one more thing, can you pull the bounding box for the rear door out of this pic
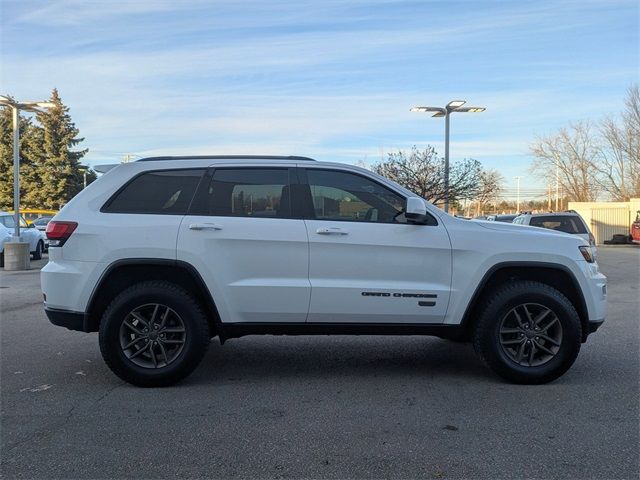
[299,167,452,324]
[177,166,310,324]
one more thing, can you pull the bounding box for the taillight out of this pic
[46,221,78,247]
[588,232,596,246]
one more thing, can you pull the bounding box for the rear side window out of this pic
[103,169,204,214]
[529,215,587,234]
[204,168,291,218]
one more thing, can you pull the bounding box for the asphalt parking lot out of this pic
[1,247,639,479]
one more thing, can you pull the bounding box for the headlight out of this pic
[579,246,595,263]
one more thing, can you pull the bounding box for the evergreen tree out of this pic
[31,88,89,209]
[0,102,41,210]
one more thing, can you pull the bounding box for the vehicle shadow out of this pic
[187,336,496,385]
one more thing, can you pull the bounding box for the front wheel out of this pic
[99,281,210,387]
[473,281,582,384]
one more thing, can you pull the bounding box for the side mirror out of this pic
[405,197,428,225]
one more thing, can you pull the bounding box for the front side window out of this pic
[103,169,204,214]
[306,169,405,223]
[206,168,291,218]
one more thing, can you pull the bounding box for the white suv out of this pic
[41,156,607,387]
[513,212,596,247]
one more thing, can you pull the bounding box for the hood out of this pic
[476,220,576,238]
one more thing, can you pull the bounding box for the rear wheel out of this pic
[32,241,43,260]
[99,281,210,387]
[473,281,582,384]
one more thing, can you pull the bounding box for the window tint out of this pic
[206,168,291,218]
[529,215,587,234]
[306,170,404,223]
[104,169,204,214]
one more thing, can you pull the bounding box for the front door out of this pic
[300,168,452,324]
[177,166,310,324]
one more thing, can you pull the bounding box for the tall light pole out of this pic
[0,96,55,239]
[411,100,485,213]
[514,176,522,213]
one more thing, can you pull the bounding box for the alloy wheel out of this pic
[498,303,563,367]
[119,303,186,369]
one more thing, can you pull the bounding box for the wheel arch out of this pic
[460,262,590,342]
[85,258,222,336]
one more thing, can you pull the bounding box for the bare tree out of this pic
[597,85,640,200]
[473,169,504,215]
[531,121,601,202]
[374,146,483,205]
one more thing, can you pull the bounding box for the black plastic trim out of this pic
[84,258,224,335]
[45,307,87,332]
[586,319,604,335]
[460,261,590,334]
[221,322,462,340]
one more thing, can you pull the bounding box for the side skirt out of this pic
[219,322,466,342]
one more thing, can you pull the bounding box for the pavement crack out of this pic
[92,381,126,406]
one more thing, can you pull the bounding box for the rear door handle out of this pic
[189,223,223,231]
[316,227,348,235]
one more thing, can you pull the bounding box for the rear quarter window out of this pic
[529,215,587,234]
[103,169,205,214]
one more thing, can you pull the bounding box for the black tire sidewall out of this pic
[99,282,209,387]
[475,282,582,384]
[33,241,43,260]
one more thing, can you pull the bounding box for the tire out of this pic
[99,280,210,387]
[0,252,4,268]
[32,241,43,260]
[472,280,582,384]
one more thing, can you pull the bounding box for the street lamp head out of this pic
[19,101,56,111]
[432,111,445,118]
[447,100,466,109]
[410,106,447,114]
[0,95,11,105]
[450,106,486,113]
[35,102,56,109]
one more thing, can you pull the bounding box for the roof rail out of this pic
[137,155,316,162]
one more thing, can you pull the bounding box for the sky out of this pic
[1,0,638,198]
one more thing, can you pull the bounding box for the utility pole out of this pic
[514,176,522,213]
[555,154,560,211]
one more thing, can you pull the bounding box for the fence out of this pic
[568,199,640,244]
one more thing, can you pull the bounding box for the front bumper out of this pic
[586,318,604,336]
[44,307,87,332]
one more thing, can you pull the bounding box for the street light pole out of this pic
[410,101,485,213]
[444,110,450,212]
[514,176,521,213]
[12,105,20,238]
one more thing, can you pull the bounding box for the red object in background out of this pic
[631,212,640,244]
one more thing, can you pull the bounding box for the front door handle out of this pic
[316,227,349,235]
[189,223,223,231]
